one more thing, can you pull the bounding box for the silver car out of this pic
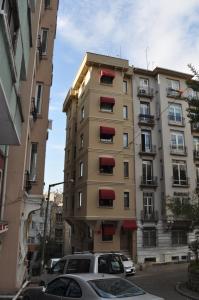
[22,273,164,300]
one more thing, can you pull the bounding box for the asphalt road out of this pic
[129,263,189,300]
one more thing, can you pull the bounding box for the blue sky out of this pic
[44,0,199,191]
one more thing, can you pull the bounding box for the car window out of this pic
[46,277,70,296]
[98,256,109,273]
[51,260,66,274]
[65,279,82,298]
[88,278,145,298]
[66,259,90,273]
[98,255,124,274]
[121,255,128,261]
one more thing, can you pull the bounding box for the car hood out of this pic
[122,261,134,268]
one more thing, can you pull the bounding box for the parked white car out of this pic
[117,253,136,275]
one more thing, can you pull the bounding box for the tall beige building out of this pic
[64,52,198,264]
[63,53,137,258]
[0,0,58,293]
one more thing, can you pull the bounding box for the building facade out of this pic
[63,53,137,258]
[0,0,58,293]
[64,52,199,264]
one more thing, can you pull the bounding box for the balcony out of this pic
[167,88,186,100]
[168,115,185,127]
[172,177,189,188]
[191,122,199,132]
[139,145,156,156]
[170,145,187,156]
[138,114,155,127]
[141,210,159,223]
[193,150,199,160]
[137,87,154,99]
[140,176,158,189]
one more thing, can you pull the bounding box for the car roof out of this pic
[61,252,120,259]
[58,273,123,281]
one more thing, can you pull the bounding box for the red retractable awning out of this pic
[100,97,115,105]
[122,220,137,231]
[100,126,115,136]
[99,189,115,200]
[99,157,115,167]
[101,69,115,78]
[102,224,116,235]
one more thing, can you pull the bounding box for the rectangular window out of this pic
[80,134,84,148]
[140,102,150,115]
[99,199,113,207]
[81,106,85,120]
[55,228,63,238]
[168,79,180,91]
[124,192,129,208]
[78,192,82,208]
[168,103,182,123]
[143,192,154,215]
[170,131,185,152]
[44,0,51,9]
[39,223,43,230]
[29,143,38,181]
[140,78,149,88]
[141,130,152,152]
[41,28,48,54]
[56,213,62,222]
[123,105,128,119]
[79,162,83,177]
[193,136,199,151]
[123,80,127,93]
[31,221,35,229]
[142,160,153,184]
[172,160,187,185]
[35,82,43,113]
[172,230,187,245]
[143,229,156,247]
[124,162,129,178]
[100,102,113,112]
[101,223,115,241]
[28,237,35,244]
[123,133,128,148]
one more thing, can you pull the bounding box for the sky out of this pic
[44,0,199,192]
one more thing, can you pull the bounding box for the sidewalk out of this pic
[176,282,199,300]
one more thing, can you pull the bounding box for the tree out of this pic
[186,64,199,122]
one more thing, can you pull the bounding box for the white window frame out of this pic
[79,161,83,177]
[168,79,180,91]
[78,192,82,208]
[123,80,128,93]
[123,133,128,148]
[123,105,128,119]
[81,106,85,120]
[142,160,153,183]
[141,130,152,152]
[170,132,185,151]
[168,103,182,123]
[41,28,48,55]
[172,160,187,185]
[140,102,150,115]
[143,192,154,215]
[29,143,38,181]
[193,137,199,151]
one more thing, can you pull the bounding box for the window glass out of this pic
[168,104,182,122]
[143,192,154,215]
[100,102,114,112]
[51,260,66,274]
[123,133,128,148]
[143,229,156,247]
[100,76,113,84]
[66,259,90,273]
[124,192,129,208]
[123,105,128,119]
[142,160,153,183]
[29,143,38,181]
[81,106,84,120]
[172,230,187,245]
[140,102,150,115]
[170,132,184,150]
[124,162,129,177]
[79,162,83,177]
[41,28,48,54]
[141,130,152,152]
[66,280,82,298]
[123,80,127,93]
[46,277,70,296]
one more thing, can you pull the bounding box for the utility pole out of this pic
[40,181,65,273]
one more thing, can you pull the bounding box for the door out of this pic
[142,160,152,184]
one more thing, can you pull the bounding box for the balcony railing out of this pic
[141,210,159,223]
[168,115,185,126]
[172,177,189,187]
[138,114,155,126]
[139,145,156,156]
[193,150,199,160]
[170,145,187,156]
[191,123,199,131]
[167,88,186,99]
[140,176,158,188]
[137,87,154,98]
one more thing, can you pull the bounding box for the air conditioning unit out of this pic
[139,89,146,94]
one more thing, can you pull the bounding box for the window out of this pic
[101,223,115,241]
[100,126,115,143]
[193,137,199,151]
[35,82,43,113]
[142,160,153,184]
[56,213,62,222]
[55,229,63,238]
[28,237,35,244]
[99,199,113,207]
[143,228,156,247]
[81,106,84,120]
[78,192,82,208]
[124,162,129,178]
[140,102,150,115]
[123,133,128,148]
[100,97,115,112]
[124,192,129,208]
[172,160,187,185]
[143,192,154,215]
[168,103,182,123]
[140,78,149,90]
[99,157,115,175]
[123,80,127,93]
[123,105,128,119]
[29,143,38,181]
[46,277,70,296]
[41,28,48,54]
[196,166,199,184]
[80,134,84,148]
[170,132,185,151]
[1,0,19,50]
[141,130,152,152]
[44,0,51,9]
[172,230,187,245]
[31,221,35,229]
[173,195,189,214]
[66,259,90,274]
[168,79,180,91]
[51,260,66,274]
[100,70,115,85]
[79,162,83,177]
[39,223,43,230]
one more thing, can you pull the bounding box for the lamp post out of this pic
[40,181,65,273]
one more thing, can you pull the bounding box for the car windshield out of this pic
[120,255,129,262]
[88,278,145,298]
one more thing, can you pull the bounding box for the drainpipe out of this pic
[1,145,9,220]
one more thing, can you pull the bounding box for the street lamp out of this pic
[40,181,65,273]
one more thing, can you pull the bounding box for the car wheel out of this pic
[39,280,45,287]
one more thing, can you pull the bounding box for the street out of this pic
[129,263,189,300]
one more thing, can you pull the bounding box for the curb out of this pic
[176,282,199,300]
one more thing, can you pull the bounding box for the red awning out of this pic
[102,224,116,235]
[0,222,8,234]
[100,97,115,105]
[99,189,115,200]
[99,157,115,167]
[122,220,137,231]
[101,69,115,78]
[100,126,115,136]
